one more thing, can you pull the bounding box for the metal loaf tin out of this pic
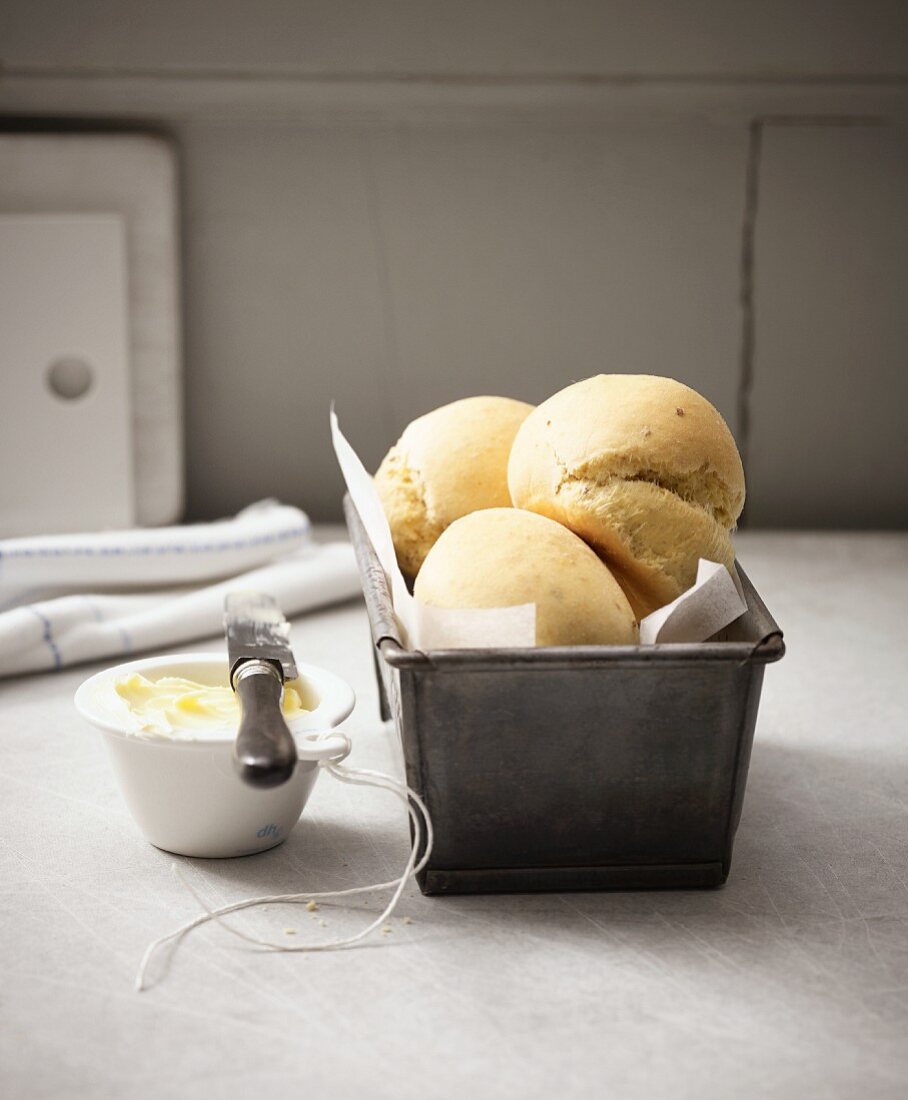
[344,496,785,896]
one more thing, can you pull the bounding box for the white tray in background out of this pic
[0,132,182,530]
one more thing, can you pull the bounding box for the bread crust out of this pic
[508,375,744,617]
[414,508,638,647]
[375,395,533,578]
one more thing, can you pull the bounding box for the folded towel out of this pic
[0,502,361,678]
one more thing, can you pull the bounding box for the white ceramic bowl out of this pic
[75,652,355,858]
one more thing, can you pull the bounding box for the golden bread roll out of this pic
[375,395,533,578]
[414,508,638,647]
[507,375,745,618]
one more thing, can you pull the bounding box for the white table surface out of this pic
[2,531,906,1100]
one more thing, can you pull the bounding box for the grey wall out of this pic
[1,2,906,526]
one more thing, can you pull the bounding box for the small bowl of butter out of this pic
[75,652,355,858]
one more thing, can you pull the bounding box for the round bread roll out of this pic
[414,508,638,647]
[375,395,533,578]
[507,375,745,618]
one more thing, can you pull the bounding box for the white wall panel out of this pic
[180,122,396,518]
[368,122,745,422]
[178,118,747,519]
[747,123,908,528]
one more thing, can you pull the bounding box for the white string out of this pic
[135,751,433,992]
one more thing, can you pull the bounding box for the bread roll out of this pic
[414,508,638,647]
[375,395,533,578]
[507,375,744,618]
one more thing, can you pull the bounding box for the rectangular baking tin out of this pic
[344,496,784,895]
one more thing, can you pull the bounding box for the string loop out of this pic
[135,739,432,992]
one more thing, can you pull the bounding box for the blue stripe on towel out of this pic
[0,523,310,561]
[28,608,62,669]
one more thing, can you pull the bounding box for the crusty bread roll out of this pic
[507,375,745,618]
[375,395,533,578]
[414,508,638,647]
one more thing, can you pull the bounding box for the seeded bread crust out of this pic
[375,395,533,579]
[415,508,638,647]
[508,375,745,617]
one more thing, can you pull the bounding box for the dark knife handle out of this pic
[232,659,298,789]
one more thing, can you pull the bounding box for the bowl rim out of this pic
[74,651,356,746]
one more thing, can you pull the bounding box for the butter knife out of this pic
[225,591,299,789]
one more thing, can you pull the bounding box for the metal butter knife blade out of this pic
[224,592,298,789]
[225,591,298,684]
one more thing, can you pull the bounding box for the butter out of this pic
[113,673,309,736]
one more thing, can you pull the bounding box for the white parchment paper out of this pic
[332,410,746,649]
[638,559,747,644]
[331,410,535,649]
